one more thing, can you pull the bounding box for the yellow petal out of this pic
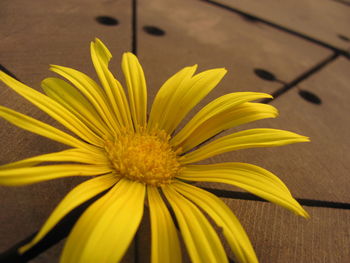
[0,106,90,150]
[147,65,197,131]
[0,164,111,186]
[42,77,111,139]
[172,181,258,263]
[178,163,309,218]
[0,71,105,147]
[20,174,119,253]
[162,185,228,263]
[180,128,310,164]
[147,186,182,263]
[122,52,147,131]
[50,65,120,133]
[157,68,227,135]
[91,39,133,129]
[175,102,278,152]
[171,91,275,150]
[61,178,145,263]
[0,148,109,170]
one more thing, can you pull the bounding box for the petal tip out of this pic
[299,208,310,219]
[191,64,198,70]
[302,136,311,142]
[218,67,228,75]
[19,243,31,254]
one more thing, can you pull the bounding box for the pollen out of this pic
[105,128,181,186]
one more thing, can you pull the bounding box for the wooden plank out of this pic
[214,0,350,50]
[199,57,350,204]
[1,0,348,262]
[222,198,350,263]
[133,197,350,263]
[0,0,134,261]
[137,0,331,102]
[0,0,131,88]
[134,0,349,262]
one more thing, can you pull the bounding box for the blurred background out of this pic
[1,0,350,262]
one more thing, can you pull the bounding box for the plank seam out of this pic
[202,188,350,210]
[200,0,350,59]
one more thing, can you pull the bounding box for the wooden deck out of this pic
[1,0,349,262]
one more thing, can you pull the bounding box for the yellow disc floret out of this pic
[105,128,181,186]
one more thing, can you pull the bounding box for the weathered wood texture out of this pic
[223,199,350,263]
[136,199,350,263]
[215,0,350,50]
[198,57,350,203]
[138,0,330,101]
[1,0,349,262]
[136,0,350,262]
[0,0,134,262]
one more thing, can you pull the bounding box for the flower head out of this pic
[0,39,309,263]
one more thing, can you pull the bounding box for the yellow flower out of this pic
[0,39,309,263]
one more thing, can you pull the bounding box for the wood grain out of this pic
[197,57,350,204]
[0,0,133,262]
[215,0,350,50]
[0,0,349,262]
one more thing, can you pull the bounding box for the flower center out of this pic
[105,129,181,186]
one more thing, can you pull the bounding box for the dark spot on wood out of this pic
[95,16,119,26]
[298,89,322,105]
[254,68,277,81]
[338,34,350,42]
[143,26,166,36]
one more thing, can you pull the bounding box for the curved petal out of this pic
[178,163,309,218]
[147,65,197,131]
[122,52,147,131]
[180,128,310,164]
[171,90,275,150]
[91,39,133,129]
[172,181,258,263]
[156,68,227,135]
[61,178,146,263]
[162,185,228,263]
[0,71,104,147]
[20,174,119,253]
[174,103,278,153]
[0,148,109,170]
[42,77,111,139]
[50,65,120,133]
[0,164,111,186]
[0,106,91,150]
[147,186,182,263]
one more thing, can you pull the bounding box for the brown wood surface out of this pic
[215,0,350,50]
[138,0,330,101]
[136,199,350,263]
[223,199,350,263]
[1,0,349,262]
[0,0,134,262]
[198,57,350,203]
